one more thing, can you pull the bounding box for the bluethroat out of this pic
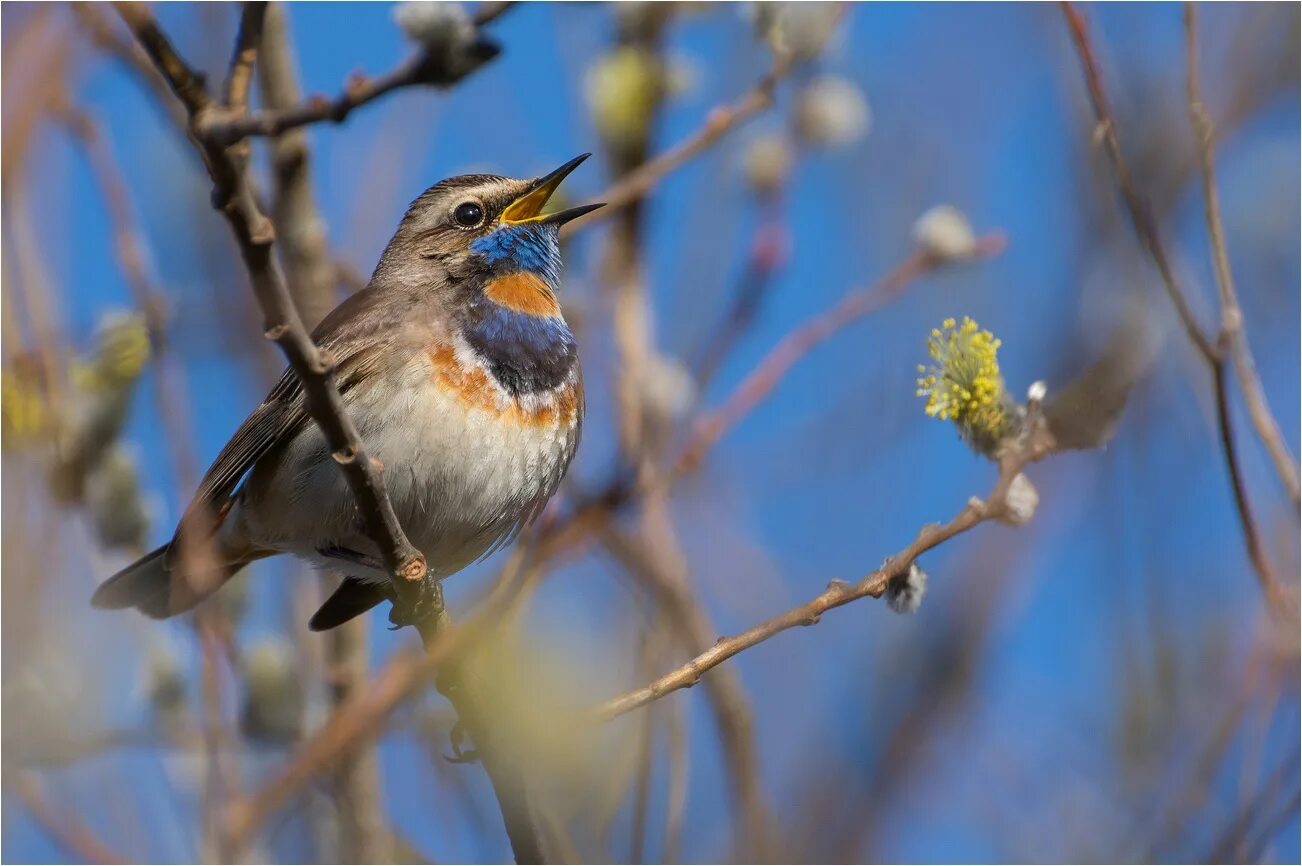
[92,155,602,630]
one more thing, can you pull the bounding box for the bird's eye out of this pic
[453,201,484,228]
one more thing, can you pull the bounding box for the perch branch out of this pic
[113,0,427,592]
[116,5,543,860]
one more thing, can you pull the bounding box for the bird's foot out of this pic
[387,573,446,630]
[442,720,480,765]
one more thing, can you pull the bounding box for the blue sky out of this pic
[4,3,1298,862]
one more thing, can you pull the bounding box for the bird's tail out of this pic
[91,543,263,619]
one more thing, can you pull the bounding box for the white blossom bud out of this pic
[913,205,977,262]
[641,353,696,423]
[743,133,794,197]
[393,2,474,51]
[751,3,841,61]
[886,563,928,615]
[794,76,871,148]
[1001,472,1039,526]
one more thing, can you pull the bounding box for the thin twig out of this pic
[1184,3,1300,510]
[222,3,263,111]
[567,56,795,234]
[597,422,1057,720]
[1059,3,1218,363]
[197,30,500,147]
[1059,2,1288,610]
[678,234,1007,472]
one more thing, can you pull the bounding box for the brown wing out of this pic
[174,286,425,544]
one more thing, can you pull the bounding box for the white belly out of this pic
[237,353,580,581]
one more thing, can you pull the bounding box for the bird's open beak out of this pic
[500,153,605,226]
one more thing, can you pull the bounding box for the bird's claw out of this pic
[388,574,445,630]
[442,720,480,764]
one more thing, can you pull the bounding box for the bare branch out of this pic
[678,233,1007,472]
[1059,2,1219,363]
[568,57,795,234]
[597,425,1056,721]
[12,775,128,865]
[1184,3,1300,510]
[1059,2,1289,611]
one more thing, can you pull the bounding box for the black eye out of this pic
[453,201,483,227]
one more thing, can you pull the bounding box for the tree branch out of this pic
[1183,2,1300,510]
[598,421,1057,718]
[567,56,795,235]
[114,6,545,860]
[597,421,1055,721]
[113,0,428,594]
[1059,2,1288,611]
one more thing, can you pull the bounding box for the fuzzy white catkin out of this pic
[751,3,842,61]
[1001,473,1039,526]
[393,2,475,52]
[743,133,794,196]
[795,76,871,148]
[913,205,978,261]
[886,563,928,615]
[641,354,697,423]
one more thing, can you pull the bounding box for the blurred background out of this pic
[2,2,1299,863]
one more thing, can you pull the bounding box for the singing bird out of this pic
[92,155,602,630]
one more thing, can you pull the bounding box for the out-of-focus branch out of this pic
[224,554,542,852]
[678,233,1007,472]
[256,7,388,861]
[55,104,201,489]
[1059,2,1288,612]
[12,775,128,865]
[600,523,771,856]
[597,419,1055,720]
[256,4,341,360]
[567,56,795,235]
[1184,3,1300,511]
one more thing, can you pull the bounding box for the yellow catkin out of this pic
[915,316,1011,445]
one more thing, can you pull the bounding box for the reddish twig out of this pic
[1184,3,1300,510]
[678,234,1007,472]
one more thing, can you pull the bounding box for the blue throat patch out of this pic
[465,224,575,395]
[469,224,562,288]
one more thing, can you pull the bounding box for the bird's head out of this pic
[375,154,603,306]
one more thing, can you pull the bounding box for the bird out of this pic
[92,154,603,631]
